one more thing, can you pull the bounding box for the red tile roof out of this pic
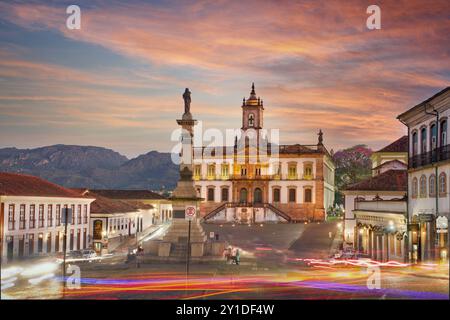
[345,170,407,192]
[376,136,408,153]
[71,189,154,214]
[91,189,166,200]
[0,172,91,198]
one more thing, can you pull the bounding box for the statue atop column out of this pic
[183,88,191,115]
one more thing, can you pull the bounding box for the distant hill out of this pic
[0,145,178,190]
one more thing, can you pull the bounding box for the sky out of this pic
[0,0,449,158]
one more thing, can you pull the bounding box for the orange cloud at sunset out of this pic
[0,0,449,157]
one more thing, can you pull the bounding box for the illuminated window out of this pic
[221,163,229,178]
[194,165,202,180]
[288,164,297,179]
[303,163,313,179]
[207,164,215,179]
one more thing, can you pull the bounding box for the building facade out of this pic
[0,172,94,263]
[80,191,155,253]
[195,84,335,223]
[397,87,450,263]
[342,136,408,260]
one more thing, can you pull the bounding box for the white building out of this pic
[342,136,408,248]
[75,190,155,253]
[90,189,172,224]
[0,172,94,263]
[397,86,450,262]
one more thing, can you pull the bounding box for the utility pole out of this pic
[61,207,71,298]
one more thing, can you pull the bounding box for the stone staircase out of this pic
[161,219,207,257]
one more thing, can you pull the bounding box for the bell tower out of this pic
[242,82,264,132]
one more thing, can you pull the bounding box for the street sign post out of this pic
[184,205,196,282]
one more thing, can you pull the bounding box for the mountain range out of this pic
[0,145,178,190]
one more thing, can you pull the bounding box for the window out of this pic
[429,174,436,197]
[303,163,313,179]
[412,131,418,155]
[194,165,202,180]
[412,178,418,198]
[29,205,36,229]
[248,113,255,127]
[47,205,53,227]
[288,188,296,203]
[288,164,297,179]
[439,172,447,196]
[83,205,88,224]
[431,123,437,150]
[254,188,263,203]
[221,188,229,202]
[239,188,248,203]
[221,163,229,178]
[255,166,261,176]
[38,205,44,228]
[419,175,427,197]
[71,205,75,224]
[19,205,26,230]
[77,205,82,224]
[207,164,215,179]
[207,187,215,201]
[56,205,61,226]
[240,166,247,176]
[304,188,312,203]
[8,205,15,230]
[421,127,427,154]
[441,120,447,147]
[273,188,281,202]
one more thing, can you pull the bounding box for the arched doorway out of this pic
[239,188,248,203]
[254,188,262,204]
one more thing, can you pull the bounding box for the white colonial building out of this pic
[342,136,408,250]
[397,86,450,263]
[0,172,94,263]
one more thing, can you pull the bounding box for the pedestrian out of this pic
[235,248,240,265]
[231,247,237,264]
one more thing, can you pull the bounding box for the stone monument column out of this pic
[155,88,207,259]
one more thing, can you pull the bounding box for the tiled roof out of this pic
[91,189,166,200]
[376,136,408,153]
[73,190,153,214]
[0,172,90,198]
[345,170,407,192]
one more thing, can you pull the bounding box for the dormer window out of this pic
[248,113,254,127]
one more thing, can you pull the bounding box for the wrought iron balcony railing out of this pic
[409,145,450,169]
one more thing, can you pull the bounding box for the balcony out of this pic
[409,145,450,169]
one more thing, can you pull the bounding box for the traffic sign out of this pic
[185,205,196,220]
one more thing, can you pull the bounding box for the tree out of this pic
[333,144,373,205]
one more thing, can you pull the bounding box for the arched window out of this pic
[421,127,427,154]
[412,131,418,155]
[254,188,262,203]
[248,113,255,127]
[430,123,437,150]
[429,174,436,197]
[419,175,427,198]
[239,188,248,203]
[439,172,447,196]
[412,178,418,198]
[441,120,447,147]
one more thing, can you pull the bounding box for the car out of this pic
[81,250,97,260]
